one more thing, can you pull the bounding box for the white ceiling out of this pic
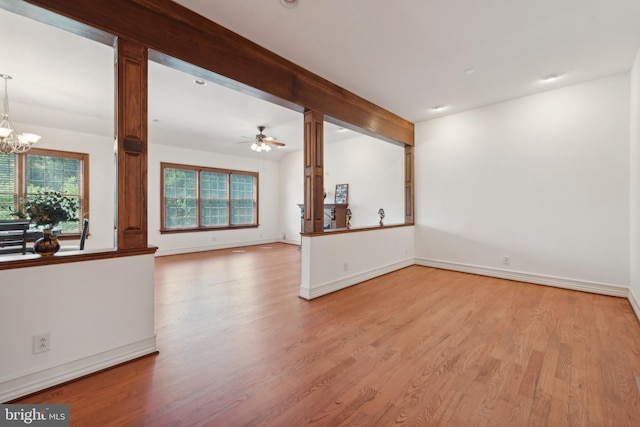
[2,1,640,159]
[175,0,640,122]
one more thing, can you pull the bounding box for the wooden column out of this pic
[404,145,415,224]
[115,38,148,249]
[303,110,324,233]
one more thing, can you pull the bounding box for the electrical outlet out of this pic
[33,333,50,354]
[282,233,287,240]
[503,256,510,265]
[211,236,217,242]
[343,263,348,272]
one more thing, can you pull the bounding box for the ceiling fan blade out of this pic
[266,140,285,147]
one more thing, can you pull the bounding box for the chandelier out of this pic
[0,74,41,154]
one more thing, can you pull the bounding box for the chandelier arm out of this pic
[0,74,41,154]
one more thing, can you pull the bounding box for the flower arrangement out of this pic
[13,191,79,228]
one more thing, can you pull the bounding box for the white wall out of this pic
[300,226,415,299]
[279,149,304,244]
[415,74,630,291]
[325,134,405,227]
[0,254,157,402]
[630,50,640,310]
[148,143,282,255]
[277,133,406,245]
[12,119,115,250]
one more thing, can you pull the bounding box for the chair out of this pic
[60,218,89,252]
[0,221,29,255]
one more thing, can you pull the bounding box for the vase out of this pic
[34,229,60,256]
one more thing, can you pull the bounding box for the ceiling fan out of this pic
[250,126,285,152]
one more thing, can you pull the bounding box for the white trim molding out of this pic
[415,258,628,298]
[0,336,157,403]
[629,288,640,323]
[299,259,414,300]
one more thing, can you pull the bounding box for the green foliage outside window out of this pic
[0,151,86,233]
[163,164,257,230]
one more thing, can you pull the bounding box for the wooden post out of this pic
[404,145,415,224]
[115,38,148,249]
[303,110,324,233]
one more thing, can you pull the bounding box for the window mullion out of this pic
[196,169,201,228]
[227,172,231,226]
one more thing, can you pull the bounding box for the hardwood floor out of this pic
[13,243,640,426]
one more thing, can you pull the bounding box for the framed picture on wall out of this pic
[335,184,348,204]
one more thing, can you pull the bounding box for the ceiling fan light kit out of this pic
[250,126,285,152]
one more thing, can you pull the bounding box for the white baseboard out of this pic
[629,288,640,323]
[282,239,301,246]
[299,259,414,300]
[155,239,280,257]
[0,336,157,403]
[415,257,628,297]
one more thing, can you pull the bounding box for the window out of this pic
[161,162,258,231]
[0,148,89,235]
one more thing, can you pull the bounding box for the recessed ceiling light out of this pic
[464,68,477,75]
[432,105,446,112]
[541,73,562,82]
[193,79,207,86]
[280,0,299,8]
[337,127,349,133]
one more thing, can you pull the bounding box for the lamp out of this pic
[0,74,41,154]
[345,208,352,229]
[378,208,385,226]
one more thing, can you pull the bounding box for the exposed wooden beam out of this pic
[20,0,414,146]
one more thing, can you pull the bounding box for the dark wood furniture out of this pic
[59,218,89,252]
[0,221,30,255]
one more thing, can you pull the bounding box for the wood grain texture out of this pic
[20,0,414,146]
[303,110,324,233]
[116,38,148,249]
[404,146,414,224]
[12,244,640,426]
[0,246,157,270]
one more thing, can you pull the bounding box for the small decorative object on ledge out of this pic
[335,184,348,204]
[34,229,60,256]
[12,191,79,256]
[345,208,352,229]
[378,208,385,226]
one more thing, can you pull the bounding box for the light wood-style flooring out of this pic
[14,243,640,426]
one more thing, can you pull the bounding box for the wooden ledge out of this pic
[300,223,413,237]
[0,246,158,271]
